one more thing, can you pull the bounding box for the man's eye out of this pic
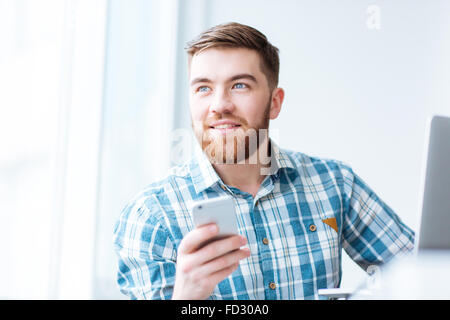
[233,83,247,89]
[197,86,211,93]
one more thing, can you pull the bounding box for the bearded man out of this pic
[113,22,414,300]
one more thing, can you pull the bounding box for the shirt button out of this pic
[262,238,269,245]
[309,224,317,232]
[269,282,276,290]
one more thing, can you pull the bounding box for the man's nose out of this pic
[209,89,235,114]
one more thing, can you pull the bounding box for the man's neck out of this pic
[212,162,266,197]
[211,141,272,198]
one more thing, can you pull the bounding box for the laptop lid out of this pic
[416,115,450,250]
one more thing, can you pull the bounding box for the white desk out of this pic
[349,251,450,299]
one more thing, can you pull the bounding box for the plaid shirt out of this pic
[113,140,415,300]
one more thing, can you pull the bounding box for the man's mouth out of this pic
[210,124,241,129]
[209,121,242,132]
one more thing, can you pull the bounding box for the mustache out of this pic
[202,115,249,127]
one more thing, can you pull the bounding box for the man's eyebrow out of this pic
[228,73,257,83]
[190,77,212,86]
[190,73,257,86]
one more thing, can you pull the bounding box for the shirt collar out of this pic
[188,138,296,194]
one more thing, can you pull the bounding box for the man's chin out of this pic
[202,138,261,165]
[201,141,240,164]
[194,125,270,164]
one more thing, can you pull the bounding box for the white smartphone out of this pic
[191,196,240,246]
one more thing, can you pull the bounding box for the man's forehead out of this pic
[189,47,263,81]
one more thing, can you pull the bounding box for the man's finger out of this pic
[191,234,246,266]
[194,247,250,277]
[207,262,240,287]
[178,223,219,254]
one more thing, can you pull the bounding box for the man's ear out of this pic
[269,87,284,120]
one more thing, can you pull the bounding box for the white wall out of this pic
[175,0,450,289]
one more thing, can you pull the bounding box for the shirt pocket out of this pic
[292,215,340,253]
[310,213,342,284]
[286,212,342,283]
[315,215,341,258]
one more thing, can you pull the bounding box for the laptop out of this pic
[319,114,450,299]
[416,114,450,250]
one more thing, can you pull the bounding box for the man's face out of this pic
[189,47,281,164]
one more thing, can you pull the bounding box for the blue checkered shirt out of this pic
[113,141,415,300]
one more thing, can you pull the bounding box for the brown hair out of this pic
[185,22,280,90]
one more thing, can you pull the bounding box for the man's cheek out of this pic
[191,119,204,131]
[189,101,208,118]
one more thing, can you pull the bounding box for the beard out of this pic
[192,99,271,165]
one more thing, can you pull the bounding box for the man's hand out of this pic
[172,224,250,300]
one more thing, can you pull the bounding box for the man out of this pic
[113,22,415,300]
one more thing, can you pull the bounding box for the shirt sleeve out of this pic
[113,194,177,300]
[340,165,415,271]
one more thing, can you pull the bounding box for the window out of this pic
[0,0,107,299]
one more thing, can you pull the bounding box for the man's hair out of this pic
[185,22,280,90]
